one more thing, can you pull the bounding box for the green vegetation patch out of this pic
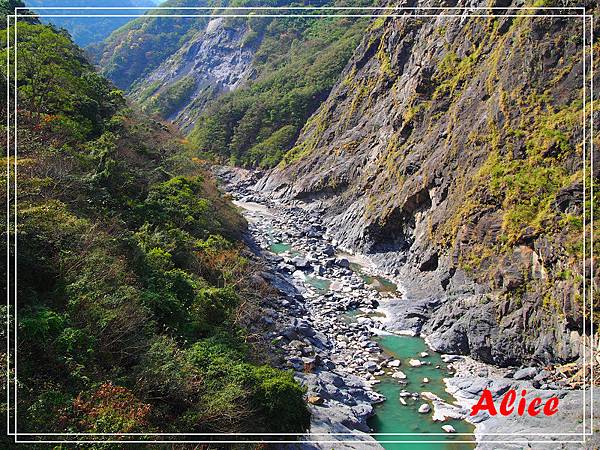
[143,75,198,118]
[0,16,309,437]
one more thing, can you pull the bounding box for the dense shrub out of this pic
[0,18,310,437]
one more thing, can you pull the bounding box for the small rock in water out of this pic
[399,398,407,406]
[422,377,429,383]
[418,403,431,414]
[392,370,407,380]
[409,359,422,367]
[388,359,401,368]
[442,425,456,433]
[420,352,429,358]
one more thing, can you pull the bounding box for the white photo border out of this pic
[5,4,595,445]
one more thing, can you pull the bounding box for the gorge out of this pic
[4,0,599,448]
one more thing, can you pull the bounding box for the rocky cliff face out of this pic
[131,17,259,131]
[258,1,599,367]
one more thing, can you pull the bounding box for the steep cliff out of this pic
[130,16,258,131]
[258,1,599,366]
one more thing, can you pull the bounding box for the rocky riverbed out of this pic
[214,166,598,449]
[223,176,388,447]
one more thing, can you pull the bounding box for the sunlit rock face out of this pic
[130,17,260,132]
[257,1,595,367]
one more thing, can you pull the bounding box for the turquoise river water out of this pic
[368,334,475,449]
[272,240,475,448]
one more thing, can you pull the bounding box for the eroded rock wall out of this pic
[130,17,260,131]
[258,1,599,366]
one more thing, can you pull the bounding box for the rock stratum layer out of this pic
[257,1,599,367]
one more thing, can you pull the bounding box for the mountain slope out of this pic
[89,1,373,167]
[130,14,261,132]
[1,11,309,435]
[88,0,211,90]
[185,14,368,166]
[258,1,599,366]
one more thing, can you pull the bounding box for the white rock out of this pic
[399,398,407,405]
[205,17,223,34]
[421,391,468,422]
[418,403,431,414]
[392,370,407,380]
[388,359,401,368]
[330,281,342,291]
[420,352,429,358]
[423,377,429,383]
[409,359,422,367]
[363,361,378,372]
[442,425,456,433]
[292,270,306,279]
[441,354,462,363]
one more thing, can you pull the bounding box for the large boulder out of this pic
[513,367,538,380]
[335,257,350,268]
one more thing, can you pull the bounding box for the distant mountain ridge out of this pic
[26,0,160,47]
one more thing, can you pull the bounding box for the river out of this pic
[223,175,474,448]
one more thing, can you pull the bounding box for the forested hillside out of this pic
[1,4,309,436]
[88,0,373,167]
[88,0,211,90]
